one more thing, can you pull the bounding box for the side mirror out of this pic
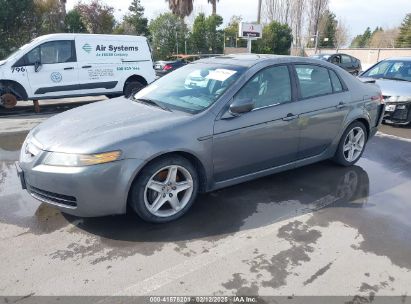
[34,61,42,73]
[229,98,254,115]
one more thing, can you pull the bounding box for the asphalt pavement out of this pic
[0,100,411,301]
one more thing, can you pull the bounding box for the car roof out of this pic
[196,54,335,68]
[382,57,411,61]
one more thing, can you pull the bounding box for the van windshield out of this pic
[134,63,246,113]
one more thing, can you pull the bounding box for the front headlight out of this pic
[43,151,121,167]
[388,96,411,102]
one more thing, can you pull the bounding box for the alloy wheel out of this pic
[343,127,365,162]
[144,165,194,218]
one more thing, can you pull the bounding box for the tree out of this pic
[191,13,207,53]
[191,13,224,54]
[149,13,188,60]
[34,0,66,34]
[334,19,349,49]
[318,9,336,48]
[396,13,411,48]
[350,27,372,48]
[307,0,329,46]
[0,0,38,58]
[65,9,87,33]
[223,15,246,48]
[122,0,149,36]
[75,0,115,34]
[255,21,293,54]
[167,0,193,18]
[370,27,399,48]
[208,0,219,15]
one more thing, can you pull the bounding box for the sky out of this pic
[66,0,411,38]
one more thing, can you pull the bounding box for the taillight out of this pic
[163,64,172,71]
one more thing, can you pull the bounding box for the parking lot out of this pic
[0,100,411,301]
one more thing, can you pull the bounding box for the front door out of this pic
[213,65,300,182]
[293,64,350,159]
[26,40,79,99]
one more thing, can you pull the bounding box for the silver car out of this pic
[16,55,384,223]
[359,57,411,125]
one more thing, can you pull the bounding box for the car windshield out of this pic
[134,63,246,113]
[361,60,411,82]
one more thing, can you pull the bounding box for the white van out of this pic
[0,34,155,108]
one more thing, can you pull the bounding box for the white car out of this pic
[0,33,155,108]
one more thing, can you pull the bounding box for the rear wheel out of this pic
[333,121,367,166]
[124,81,144,99]
[130,156,199,223]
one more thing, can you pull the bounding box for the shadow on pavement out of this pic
[64,162,369,243]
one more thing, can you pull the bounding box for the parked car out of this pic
[155,60,187,77]
[16,55,383,223]
[311,53,362,75]
[0,33,155,109]
[359,57,411,126]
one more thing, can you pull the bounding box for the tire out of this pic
[130,155,199,223]
[333,121,368,167]
[124,81,145,99]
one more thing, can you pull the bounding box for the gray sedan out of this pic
[16,55,384,223]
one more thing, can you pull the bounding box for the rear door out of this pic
[213,64,301,182]
[341,55,355,73]
[25,40,79,99]
[293,64,350,159]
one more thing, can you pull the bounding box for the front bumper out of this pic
[383,103,411,125]
[16,158,145,217]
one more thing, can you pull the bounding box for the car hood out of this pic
[31,97,190,154]
[374,79,411,101]
[0,60,6,66]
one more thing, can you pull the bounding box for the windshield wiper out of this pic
[136,98,171,111]
[379,77,410,82]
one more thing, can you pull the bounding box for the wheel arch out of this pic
[123,75,147,91]
[126,150,209,211]
[0,80,28,100]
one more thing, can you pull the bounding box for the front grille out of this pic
[27,184,77,207]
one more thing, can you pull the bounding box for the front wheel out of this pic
[333,121,367,166]
[130,156,199,223]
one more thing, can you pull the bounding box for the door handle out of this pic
[336,102,346,109]
[64,67,74,70]
[82,65,92,69]
[282,113,298,121]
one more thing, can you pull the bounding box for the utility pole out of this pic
[176,31,179,55]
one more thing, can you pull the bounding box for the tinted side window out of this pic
[341,55,352,64]
[329,70,343,92]
[26,47,41,65]
[40,41,74,64]
[295,65,333,98]
[234,65,292,109]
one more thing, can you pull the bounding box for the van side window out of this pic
[234,65,292,109]
[40,41,75,64]
[295,65,333,98]
[329,70,343,92]
[21,40,75,66]
[26,47,41,65]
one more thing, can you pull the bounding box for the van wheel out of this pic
[130,156,199,223]
[333,121,367,166]
[124,81,144,99]
[0,93,17,109]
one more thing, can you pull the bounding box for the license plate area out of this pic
[385,104,396,112]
